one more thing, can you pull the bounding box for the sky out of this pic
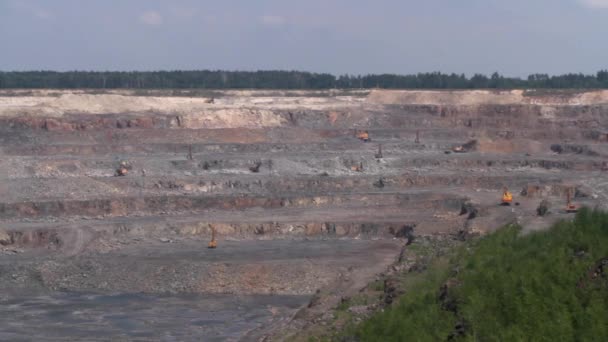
[0,0,607,77]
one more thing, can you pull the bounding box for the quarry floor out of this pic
[0,239,401,341]
[1,89,608,341]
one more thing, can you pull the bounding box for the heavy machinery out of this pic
[565,188,579,213]
[452,146,466,153]
[451,140,478,153]
[115,161,130,177]
[355,130,370,142]
[501,187,513,206]
[208,225,217,249]
[249,161,262,173]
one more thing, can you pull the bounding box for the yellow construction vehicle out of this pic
[565,188,578,213]
[355,130,370,142]
[501,187,513,206]
[208,225,217,249]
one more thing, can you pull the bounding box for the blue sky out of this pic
[1,0,607,76]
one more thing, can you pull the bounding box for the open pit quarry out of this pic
[1,89,608,341]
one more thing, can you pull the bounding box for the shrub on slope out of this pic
[356,208,608,341]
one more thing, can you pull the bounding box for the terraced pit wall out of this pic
[1,89,607,291]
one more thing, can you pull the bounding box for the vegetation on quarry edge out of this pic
[1,70,608,89]
[334,208,608,341]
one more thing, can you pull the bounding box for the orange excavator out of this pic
[355,130,370,142]
[208,225,217,249]
[565,188,578,213]
[501,187,513,206]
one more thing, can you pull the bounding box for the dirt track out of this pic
[1,89,607,340]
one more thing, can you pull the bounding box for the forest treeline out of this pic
[1,70,608,89]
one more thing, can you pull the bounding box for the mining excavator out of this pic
[355,130,370,142]
[452,146,466,153]
[115,161,130,177]
[565,188,578,213]
[501,187,513,206]
[451,140,478,153]
[208,225,217,249]
[249,161,262,173]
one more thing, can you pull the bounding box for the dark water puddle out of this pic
[0,291,308,341]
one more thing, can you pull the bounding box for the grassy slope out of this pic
[355,208,608,341]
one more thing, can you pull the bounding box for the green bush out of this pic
[354,208,608,341]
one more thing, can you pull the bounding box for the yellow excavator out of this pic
[355,130,370,142]
[501,187,513,206]
[208,225,217,249]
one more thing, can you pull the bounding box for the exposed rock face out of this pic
[2,89,607,249]
[367,89,608,106]
[1,89,607,339]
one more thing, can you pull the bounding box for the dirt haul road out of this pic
[1,89,607,341]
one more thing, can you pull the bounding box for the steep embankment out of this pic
[351,209,608,341]
[367,89,608,106]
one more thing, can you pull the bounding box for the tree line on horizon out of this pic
[1,70,607,89]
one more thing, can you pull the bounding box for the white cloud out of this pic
[139,10,163,25]
[580,0,608,8]
[260,15,286,27]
